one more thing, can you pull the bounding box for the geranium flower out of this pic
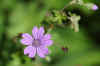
[20,26,53,58]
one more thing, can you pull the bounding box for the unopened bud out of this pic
[84,3,98,11]
[92,4,98,11]
[45,56,51,62]
[62,46,68,53]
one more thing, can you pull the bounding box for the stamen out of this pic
[32,39,41,47]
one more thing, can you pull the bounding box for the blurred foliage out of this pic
[0,0,100,66]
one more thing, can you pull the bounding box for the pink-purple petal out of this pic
[40,46,49,55]
[37,48,46,58]
[43,34,51,40]
[24,46,36,58]
[22,33,32,39]
[32,26,38,39]
[38,27,44,38]
[20,38,33,45]
[41,40,53,46]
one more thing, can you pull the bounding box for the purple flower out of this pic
[20,26,53,58]
[92,4,98,10]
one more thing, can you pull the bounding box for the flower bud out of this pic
[92,4,98,11]
[45,56,51,62]
[84,3,98,11]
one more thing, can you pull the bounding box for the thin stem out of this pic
[35,55,42,66]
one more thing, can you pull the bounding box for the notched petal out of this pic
[38,27,45,38]
[32,26,38,39]
[22,33,32,39]
[43,34,51,40]
[37,48,46,58]
[41,40,53,46]
[40,46,49,55]
[24,46,36,58]
[20,38,33,45]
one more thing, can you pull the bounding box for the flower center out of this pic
[32,39,41,47]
